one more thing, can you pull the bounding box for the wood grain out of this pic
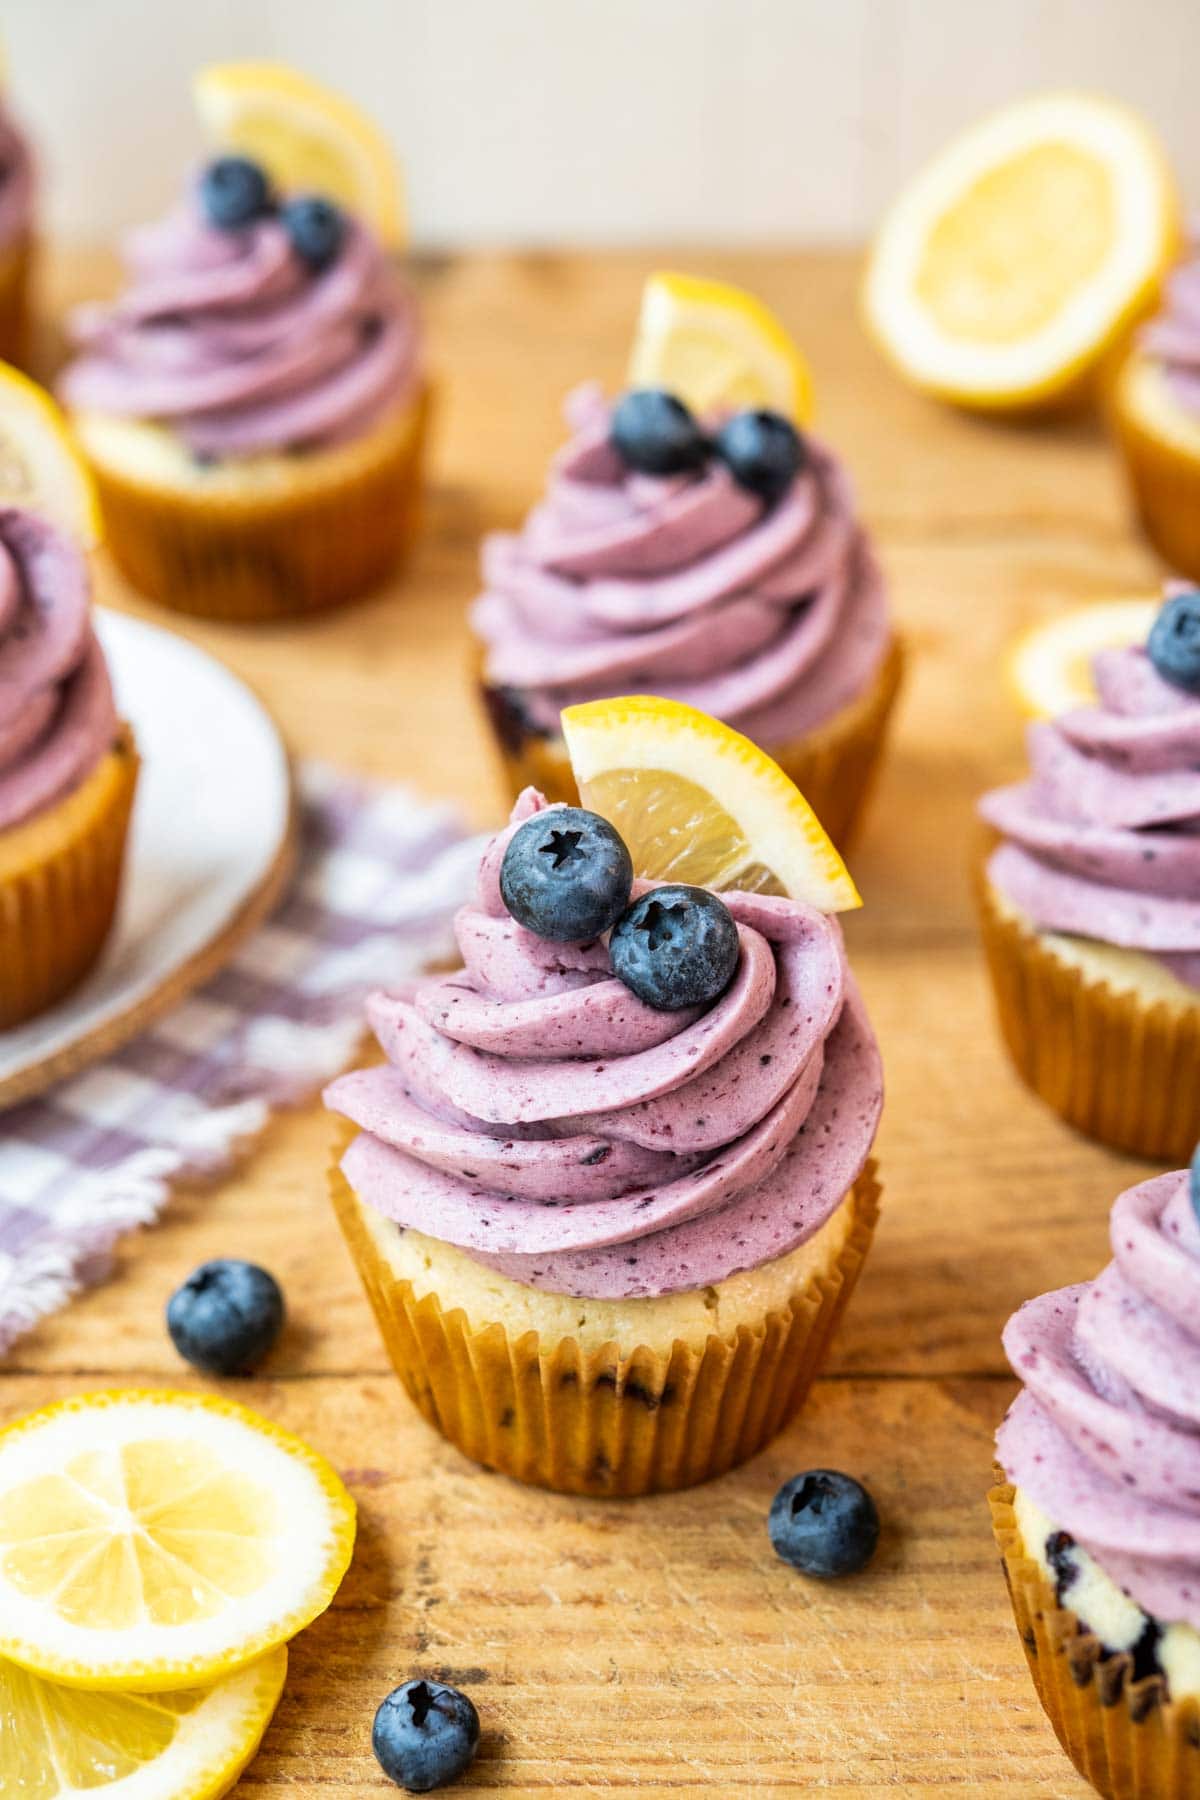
[5,245,1166,1795]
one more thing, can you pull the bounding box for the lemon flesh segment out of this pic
[0,363,102,546]
[628,271,814,423]
[0,1391,356,1692]
[1008,600,1158,719]
[0,1646,286,1799]
[563,696,860,913]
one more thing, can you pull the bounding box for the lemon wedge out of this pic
[0,362,101,545]
[562,695,859,912]
[0,1390,356,1692]
[0,1646,286,1799]
[627,271,814,422]
[864,93,1179,410]
[1008,599,1158,718]
[194,62,404,248]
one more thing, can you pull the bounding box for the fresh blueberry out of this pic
[166,1260,285,1376]
[199,156,273,230]
[768,1469,880,1577]
[372,1680,480,1792]
[1148,589,1200,694]
[714,409,806,505]
[500,807,632,942]
[282,195,346,270]
[1190,1143,1200,1226]
[609,885,739,1011]
[610,389,710,476]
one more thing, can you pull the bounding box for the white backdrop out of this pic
[6,0,1197,247]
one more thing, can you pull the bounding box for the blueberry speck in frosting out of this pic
[610,885,739,1012]
[282,194,347,270]
[1147,589,1200,693]
[500,807,633,942]
[714,409,806,505]
[610,389,710,476]
[166,1259,284,1375]
[768,1470,880,1577]
[372,1679,480,1791]
[200,156,274,230]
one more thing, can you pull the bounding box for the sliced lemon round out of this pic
[0,361,102,545]
[562,695,859,912]
[1008,599,1158,718]
[194,62,404,248]
[864,93,1179,410]
[0,1390,356,1692]
[0,1646,286,1799]
[627,271,814,422]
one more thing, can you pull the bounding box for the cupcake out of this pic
[0,79,34,366]
[326,785,883,1497]
[1113,240,1200,583]
[59,86,427,623]
[0,506,138,1026]
[990,1162,1200,1798]
[474,330,902,852]
[976,588,1200,1160]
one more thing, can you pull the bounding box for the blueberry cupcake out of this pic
[977,587,1200,1159]
[990,1160,1200,1798]
[59,68,428,622]
[326,781,883,1497]
[0,68,34,366]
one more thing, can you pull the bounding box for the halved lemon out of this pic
[0,1390,356,1692]
[0,1646,286,1799]
[562,695,859,912]
[627,272,814,422]
[864,93,1179,410]
[1008,599,1157,718]
[194,62,404,248]
[0,362,101,545]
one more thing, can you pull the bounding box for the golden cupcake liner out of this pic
[1112,371,1200,583]
[0,729,139,1028]
[0,233,32,368]
[87,386,432,623]
[479,635,906,852]
[990,1481,1200,1799]
[975,867,1200,1161]
[329,1134,881,1497]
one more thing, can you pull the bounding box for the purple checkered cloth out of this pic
[0,763,481,1355]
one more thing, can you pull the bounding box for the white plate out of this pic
[0,609,295,1106]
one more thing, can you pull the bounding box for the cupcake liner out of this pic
[329,1131,881,1497]
[975,867,1200,1161]
[1112,360,1200,583]
[85,386,432,624]
[0,233,32,368]
[0,729,139,1028]
[989,1481,1200,1799]
[479,635,906,852]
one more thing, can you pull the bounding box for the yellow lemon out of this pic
[1007,599,1158,718]
[628,272,813,421]
[0,362,101,545]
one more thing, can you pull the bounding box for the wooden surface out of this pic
[3,248,1171,1796]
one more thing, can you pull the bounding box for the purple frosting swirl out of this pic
[980,622,1200,989]
[1142,239,1200,421]
[325,789,883,1301]
[61,178,422,457]
[0,103,33,255]
[472,385,891,746]
[998,1169,1200,1629]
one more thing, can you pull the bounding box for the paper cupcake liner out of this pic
[990,1481,1200,1799]
[0,729,138,1028]
[479,635,906,852]
[0,234,32,368]
[329,1136,881,1497]
[86,386,432,623]
[1112,366,1200,583]
[975,867,1200,1161]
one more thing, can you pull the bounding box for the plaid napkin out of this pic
[0,763,482,1355]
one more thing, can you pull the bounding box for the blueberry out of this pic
[610,389,710,476]
[166,1260,284,1376]
[714,409,806,505]
[200,157,273,230]
[500,807,632,942]
[1148,590,1200,693]
[373,1680,480,1792]
[282,195,346,270]
[768,1470,880,1577]
[609,885,739,1011]
[1190,1143,1200,1226]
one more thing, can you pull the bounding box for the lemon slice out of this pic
[1008,599,1157,718]
[0,1646,286,1799]
[194,62,404,248]
[562,695,859,912]
[0,362,102,545]
[0,1390,356,1692]
[864,93,1179,410]
[627,272,814,422]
